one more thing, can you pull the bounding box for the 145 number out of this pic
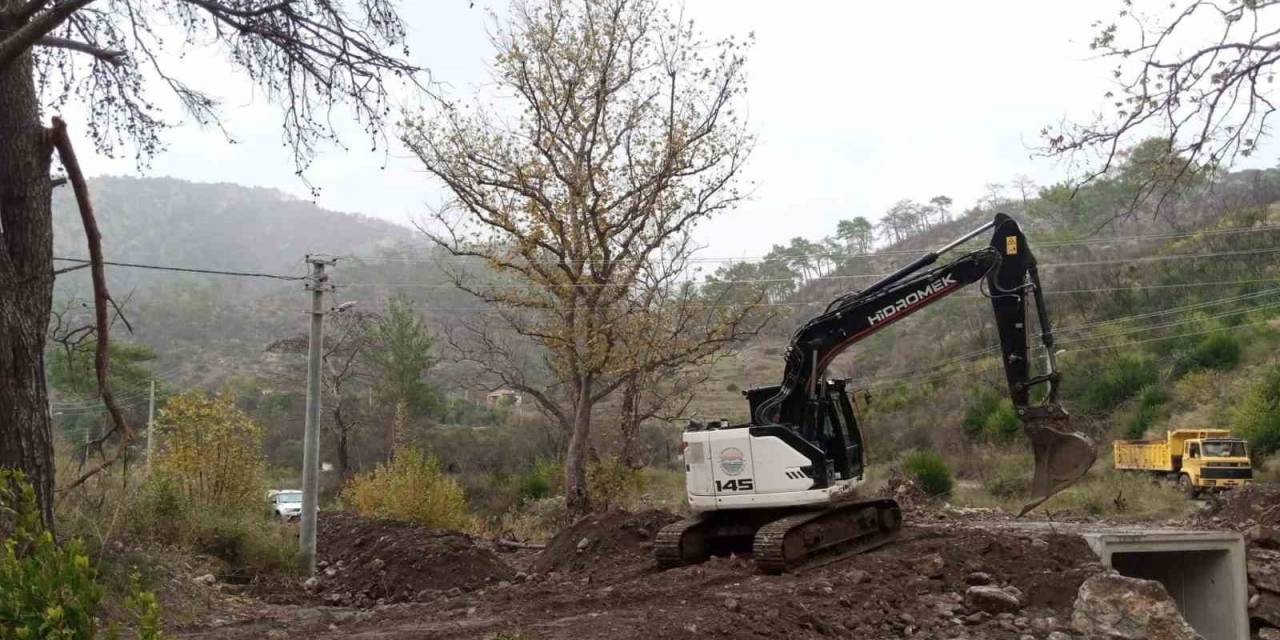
[715,478,754,492]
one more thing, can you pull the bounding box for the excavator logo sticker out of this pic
[719,448,746,475]
[866,274,957,326]
[1006,236,1018,255]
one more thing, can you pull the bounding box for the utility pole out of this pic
[145,379,155,475]
[299,255,334,574]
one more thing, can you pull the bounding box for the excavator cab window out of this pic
[826,383,865,481]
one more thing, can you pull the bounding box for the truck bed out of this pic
[1113,439,1176,472]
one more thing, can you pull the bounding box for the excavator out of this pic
[655,214,1097,573]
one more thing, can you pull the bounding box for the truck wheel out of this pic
[1178,474,1199,498]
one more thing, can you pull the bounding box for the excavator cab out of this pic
[744,380,864,486]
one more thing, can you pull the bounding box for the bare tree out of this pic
[405,0,759,514]
[0,0,417,525]
[1046,1,1280,211]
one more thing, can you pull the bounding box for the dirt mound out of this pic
[532,509,679,577]
[305,511,516,607]
[1195,483,1280,529]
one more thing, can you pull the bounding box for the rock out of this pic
[1031,617,1058,633]
[303,576,322,592]
[1047,633,1071,640]
[964,571,993,586]
[1030,537,1050,550]
[724,598,740,612]
[1251,549,1280,594]
[1248,525,1280,550]
[1071,572,1202,640]
[193,574,216,586]
[367,557,385,571]
[266,630,288,640]
[845,568,869,584]
[445,587,463,598]
[1253,592,1280,628]
[965,586,1022,614]
[1002,585,1026,605]
[964,612,990,625]
[576,537,591,552]
[1259,628,1280,640]
[918,553,946,579]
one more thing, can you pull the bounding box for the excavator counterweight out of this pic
[655,214,1096,573]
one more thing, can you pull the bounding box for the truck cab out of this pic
[1178,434,1251,494]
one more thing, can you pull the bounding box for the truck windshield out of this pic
[277,491,303,504]
[1202,441,1246,457]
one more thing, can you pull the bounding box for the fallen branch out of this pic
[50,116,132,494]
[494,539,546,550]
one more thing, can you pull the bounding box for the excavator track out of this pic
[752,498,902,574]
[654,515,709,569]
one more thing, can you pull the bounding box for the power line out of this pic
[342,223,1280,266]
[52,257,306,281]
[334,246,1280,291]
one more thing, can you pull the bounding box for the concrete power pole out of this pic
[145,379,156,475]
[299,256,334,574]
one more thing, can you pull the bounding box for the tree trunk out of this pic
[0,37,57,528]
[332,404,351,478]
[563,375,594,516]
[619,374,642,469]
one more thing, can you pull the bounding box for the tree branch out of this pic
[36,35,124,65]
[49,116,133,493]
[0,0,97,70]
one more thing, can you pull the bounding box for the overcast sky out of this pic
[73,0,1280,259]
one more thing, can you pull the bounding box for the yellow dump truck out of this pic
[1114,429,1252,496]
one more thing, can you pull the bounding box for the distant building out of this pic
[486,388,523,408]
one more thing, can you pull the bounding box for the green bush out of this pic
[901,450,953,497]
[961,389,1020,443]
[515,459,562,505]
[1175,331,1241,374]
[1077,353,1159,413]
[1233,364,1280,459]
[342,446,473,530]
[587,457,645,511]
[1124,384,1169,440]
[0,470,103,639]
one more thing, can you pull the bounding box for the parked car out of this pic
[267,489,303,520]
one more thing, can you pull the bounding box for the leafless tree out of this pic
[405,0,763,514]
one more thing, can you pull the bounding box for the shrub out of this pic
[1175,331,1241,374]
[515,459,562,505]
[1232,364,1280,459]
[1124,384,1168,440]
[961,390,1001,441]
[0,470,103,638]
[901,450,953,497]
[586,457,644,511]
[1076,353,1158,413]
[342,447,473,530]
[961,390,1020,443]
[155,391,265,510]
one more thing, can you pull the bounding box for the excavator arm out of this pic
[754,213,1096,513]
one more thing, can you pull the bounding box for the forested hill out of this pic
[49,177,436,380]
[52,176,415,292]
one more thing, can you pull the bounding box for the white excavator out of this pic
[655,214,1097,573]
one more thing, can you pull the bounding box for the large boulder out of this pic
[1254,591,1280,629]
[1071,572,1202,640]
[965,585,1022,614]
[1250,549,1280,594]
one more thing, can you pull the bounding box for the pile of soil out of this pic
[1195,483,1280,529]
[532,509,679,578]
[304,511,516,607]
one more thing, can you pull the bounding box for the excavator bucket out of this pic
[1020,418,1097,516]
